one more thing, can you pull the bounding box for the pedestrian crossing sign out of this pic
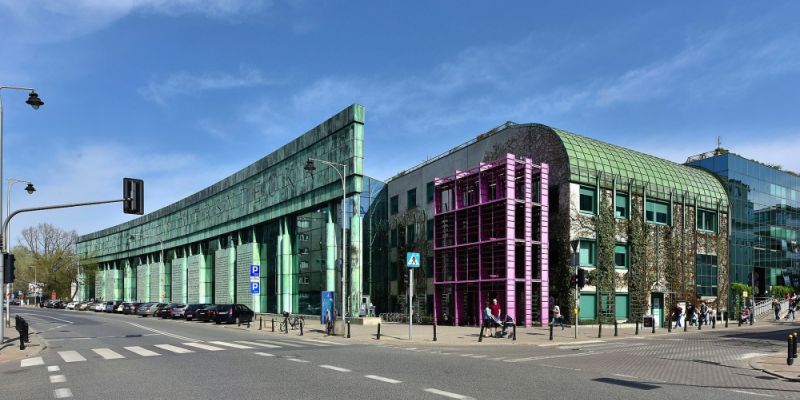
[406,252,421,268]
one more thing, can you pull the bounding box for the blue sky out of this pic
[1,1,799,243]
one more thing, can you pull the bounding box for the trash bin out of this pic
[643,316,654,328]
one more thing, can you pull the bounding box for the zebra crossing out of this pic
[19,338,348,367]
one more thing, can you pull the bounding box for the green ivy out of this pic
[594,192,616,322]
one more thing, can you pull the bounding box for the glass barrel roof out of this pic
[552,128,728,209]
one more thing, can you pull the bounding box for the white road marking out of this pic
[234,340,281,348]
[22,313,73,324]
[296,340,328,347]
[505,352,600,363]
[459,354,474,357]
[126,322,199,342]
[539,340,604,347]
[320,365,351,372]
[20,357,44,367]
[424,388,474,399]
[47,366,60,372]
[287,358,310,363]
[208,341,253,349]
[124,346,161,357]
[539,364,581,371]
[254,352,275,357]
[365,375,402,384]
[58,351,86,363]
[301,339,345,346]
[49,375,67,383]
[183,342,226,351]
[725,389,774,397]
[613,373,638,379]
[470,355,487,359]
[258,339,302,348]
[154,344,194,354]
[54,388,73,398]
[92,348,125,360]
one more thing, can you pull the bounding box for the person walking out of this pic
[772,298,781,321]
[700,302,709,326]
[786,295,796,321]
[551,304,564,330]
[483,301,499,338]
[673,304,683,329]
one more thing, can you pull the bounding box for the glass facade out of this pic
[690,154,800,297]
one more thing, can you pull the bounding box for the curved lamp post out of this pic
[5,178,35,326]
[0,85,43,341]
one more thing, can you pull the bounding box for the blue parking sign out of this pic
[250,281,260,294]
[250,264,260,278]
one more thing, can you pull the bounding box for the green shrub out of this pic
[770,285,795,299]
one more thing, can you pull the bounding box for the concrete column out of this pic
[228,235,236,303]
[326,208,336,292]
[276,223,283,312]
[281,218,294,313]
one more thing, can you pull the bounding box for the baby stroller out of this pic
[499,315,515,338]
[740,308,751,324]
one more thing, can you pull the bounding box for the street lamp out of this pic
[5,178,35,326]
[0,85,44,342]
[304,158,348,322]
[28,265,37,305]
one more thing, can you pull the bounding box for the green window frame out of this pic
[614,244,628,269]
[579,239,596,267]
[390,195,398,215]
[390,228,398,247]
[579,186,596,214]
[615,294,629,320]
[696,254,718,297]
[615,193,629,219]
[697,209,717,232]
[426,181,435,203]
[579,293,597,320]
[645,200,669,225]
[407,188,417,210]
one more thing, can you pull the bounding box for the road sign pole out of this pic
[409,267,413,340]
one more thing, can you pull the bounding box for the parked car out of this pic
[157,303,180,318]
[161,303,186,319]
[9,299,21,306]
[53,301,66,309]
[105,301,122,313]
[115,303,125,313]
[65,301,78,310]
[183,304,209,321]
[77,302,93,311]
[197,305,219,322]
[122,303,142,315]
[94,302,106,312]
[153,303,170,317]
[213,304,255,324]
[137,302,158,317]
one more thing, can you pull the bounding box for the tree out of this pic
[18,223,81,300]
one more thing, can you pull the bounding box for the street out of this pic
[2,307,799,400]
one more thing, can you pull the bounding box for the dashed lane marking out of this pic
[47,366,60,372]
[302,339,345,346]
[126,322,198,342]
[20,357,44,367]
[725,389,775,398]
[183,342,226,351]
[365,375,402,384]
[287,358,310,363]
[423,388,475,399]
[254,352,275,357]
[124,346,161,357]
[54,388,73,398]
[539,340,604,347]
[209,341,253,349]
[49,375,66,384]
[92,348,125,360]
[58,351,86,363]
[319,365,351,372]
[154,344,194,354]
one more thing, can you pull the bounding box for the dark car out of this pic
[122,303,142,315]
[137,302,162,317]
[196,305,219,322]
[183,304,209,321]
[213,304,255,324]
[104,301,122,313]
[159,303,184,319]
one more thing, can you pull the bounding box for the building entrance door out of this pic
[651,293,664,328]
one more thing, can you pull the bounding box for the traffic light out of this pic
[577,268,587,289]
[3,253,15,284]
[123,178,144,215]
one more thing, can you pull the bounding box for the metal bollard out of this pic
[684,319,688,332]
[698,318,701,330]
[271,318,275,332]
[433,324,437,342]
[346,321,351,339]
[598,318,602,338]
[479,325,484,342]
[635,321,639,335]
[259,317,263,330]
[300,320,304,336]
[725,312,728,328]
[614,320,618,337]
[512,325,516,341]
[789,335,794,366]
[651,320,655,334]
[668,316,672,333]
[738,315,742,327]
[377,323,381,340]
[549,323,553,341]
[712,316,716,329]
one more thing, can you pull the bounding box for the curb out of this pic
[748,354,800,382]
[0,330,47,365]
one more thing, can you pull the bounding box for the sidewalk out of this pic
[233,315,761,348]
[750,353,800,382]
[0,316,47,364]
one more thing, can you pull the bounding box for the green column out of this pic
[326,210,336,292]
[95,267,104,300]
[228,235,236,303]
[124,260,135,302]
[349,197,363,317]
[281,218,294,313]
[276,222,284,312]
[113,261,123,301]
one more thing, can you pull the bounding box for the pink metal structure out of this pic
[433,154,548,327]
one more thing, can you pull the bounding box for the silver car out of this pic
[170,304,188,319]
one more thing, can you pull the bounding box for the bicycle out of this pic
[279,312,304,333]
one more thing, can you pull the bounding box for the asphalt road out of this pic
[2,306,800,400]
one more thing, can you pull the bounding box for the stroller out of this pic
[740,307,751,324]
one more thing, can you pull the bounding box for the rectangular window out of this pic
[697,209,717,232]
[579,186,596,214]
[407,188,417,210]
[390,195,398,215]
[614,244,628,269]
[390,228,398,247]
[615,193,629,219]
[426,219,434,240]
[579,240,596,266]
[645,200,669,225]
[406,224,416,244]
[615,294,629,320]
[426,181,435,203]
[695,254,718,296]
[579,293,597,320]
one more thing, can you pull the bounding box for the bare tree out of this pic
[20,223,81,300]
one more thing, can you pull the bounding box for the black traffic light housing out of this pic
[123,178,144,215]
[3,253,16,284]
[577,267,587,289]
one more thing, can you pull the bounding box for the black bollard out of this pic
[651,320,655,334]
[377,323,381,340]
[271,318,275,332]
[549,323,553,341]
[725,312,728,328]
[738,315,742,327]
[300,320,304,336]
[668,316,672,333]
[479,325,484,342]
[259,317,263,330]
[598,318,602,339]
[346,321,351,339]
[614,320,618,337]
[712,315,716,329]
[433,324,437,342]
[789,335,794,366]
[684,319,688,332]
[512,324,516,341]
[635,321,639,335]
[698,318,701,331]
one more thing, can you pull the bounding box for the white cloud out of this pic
[139,65,271,105]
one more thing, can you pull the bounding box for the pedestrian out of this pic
[786,296,796,321]
[673,304,683,328]
[369,302,376,317]
[551,303,564,330]
[772,298,781,321]
[686,303,696,326]
[700,302,709,326]
[490,298,502,320]
[483,301,499,337]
